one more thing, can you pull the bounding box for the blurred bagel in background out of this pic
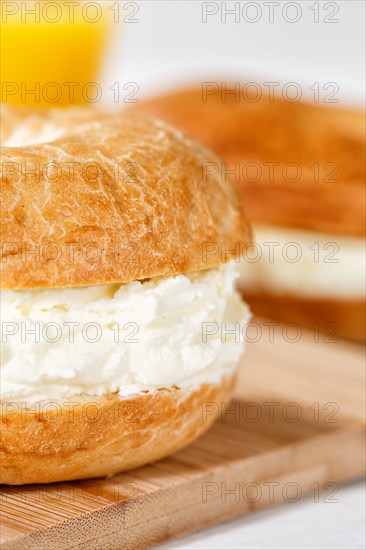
[130,86,366,343]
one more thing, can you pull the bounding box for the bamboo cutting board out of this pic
[1,322,365,550]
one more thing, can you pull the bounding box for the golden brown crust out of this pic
[1,109,251,289]
[130,87,365,237]
[0,374,235,485]
[242,291,366,344]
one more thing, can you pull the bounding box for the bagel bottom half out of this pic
[243,291,365,344]
[0,373,235,485]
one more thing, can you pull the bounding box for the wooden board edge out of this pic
[2,426,365,550]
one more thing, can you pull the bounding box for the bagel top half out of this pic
[130,87,366,237]
[1,109,251,289]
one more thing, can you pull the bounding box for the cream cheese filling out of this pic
[239,225,365,299]
[0,262,250,402]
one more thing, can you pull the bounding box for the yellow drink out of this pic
[0,1,111,106]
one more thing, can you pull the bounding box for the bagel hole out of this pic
[3,123,65,147]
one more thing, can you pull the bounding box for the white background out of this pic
[103,0,365,106]
[103,2,365,548]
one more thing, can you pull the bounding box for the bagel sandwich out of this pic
[0,109,252,484]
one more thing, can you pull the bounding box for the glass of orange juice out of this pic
[0,0,113,107]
